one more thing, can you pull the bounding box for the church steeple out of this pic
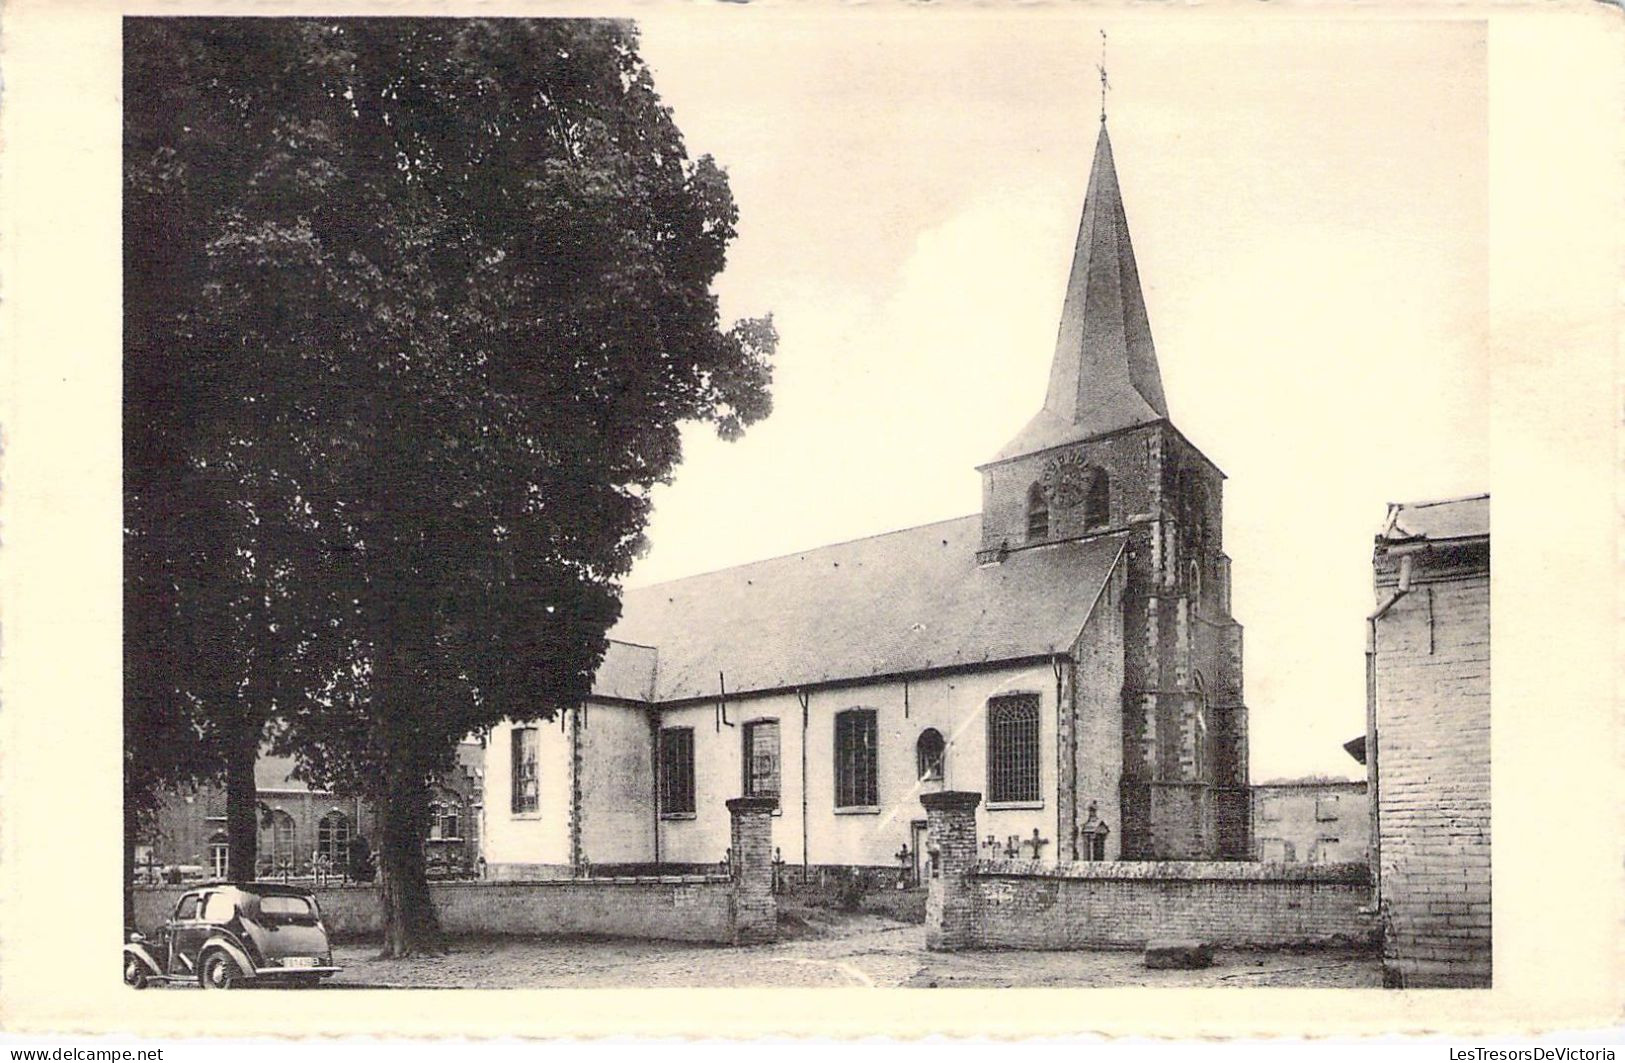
[990,121,1168,463]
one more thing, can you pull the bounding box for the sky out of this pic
[624,14,1489,782]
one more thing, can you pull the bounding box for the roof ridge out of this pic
[623,513,980,594]
[1390,492,1490,509]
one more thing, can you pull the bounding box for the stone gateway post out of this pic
[726,796,779,945]
[921,790,982,951]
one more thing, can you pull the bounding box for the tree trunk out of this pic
[376,765,442,958]
[225,734,259,880]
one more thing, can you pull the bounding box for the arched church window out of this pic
[1025,483,1049,541]
[987,694,1040,803]
[1084,469,1110,529]
[916,728,946,782]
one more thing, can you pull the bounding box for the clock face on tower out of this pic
[1042,451,1091,508]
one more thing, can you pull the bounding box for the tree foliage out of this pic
[124,17,775,954]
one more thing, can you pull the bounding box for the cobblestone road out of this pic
[326,915,1382,989]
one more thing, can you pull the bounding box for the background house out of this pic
[1250,778,1368,865]
[137,742,485,882]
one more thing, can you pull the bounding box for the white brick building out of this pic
[1366,494,1490,987]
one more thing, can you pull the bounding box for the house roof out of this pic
[990,122,1168,464]
[600,515,1126,704]
[1380,493,1489,543]
[1253,777,1366,790]
[254,754,314,792]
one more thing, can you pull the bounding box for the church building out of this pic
[483,118,1252,880]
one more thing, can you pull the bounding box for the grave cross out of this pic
[1022,828,1051,860]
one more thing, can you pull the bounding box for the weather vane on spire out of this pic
[1097,29,1111,124]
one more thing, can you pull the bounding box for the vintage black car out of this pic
[124,882,340,989]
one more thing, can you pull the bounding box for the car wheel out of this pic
[123,955,148,989]
[199,950,244,990]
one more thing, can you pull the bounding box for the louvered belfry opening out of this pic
[987,694,1041,803]
[1026,483,1050,541]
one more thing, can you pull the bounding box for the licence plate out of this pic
[282,957,319,969]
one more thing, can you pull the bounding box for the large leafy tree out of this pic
[124,17,774,956]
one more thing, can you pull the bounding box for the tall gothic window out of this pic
[987,694,1041,803]
[1084,469,1110,529]
[742,719,780,800]
[511,726,539,814]
[1026,483,1049,541]
[834,709,878,808]
[916,728,946,782]
[660,726,696,815]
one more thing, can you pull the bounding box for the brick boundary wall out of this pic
[924,792,1376,951]
[134,876,739,944]
[968,859,1376,950]
[135,800,778,947]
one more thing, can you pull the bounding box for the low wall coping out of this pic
[133,875,731,892]
[973,860,1370,884]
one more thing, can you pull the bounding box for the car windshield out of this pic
[257,895,314,919]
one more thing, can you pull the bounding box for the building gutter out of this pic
[650,709,662,866]
[1364,552,1413,909]
[797,688,811,879]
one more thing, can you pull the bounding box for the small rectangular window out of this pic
[835,709,878,808]
[1315,794,1340,821]
[660,727,696,815]
[511,727,539,814]
[742,720,780,800]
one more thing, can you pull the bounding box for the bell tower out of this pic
[977,119,1251,860]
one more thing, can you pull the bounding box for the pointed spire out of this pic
[1046,122,1167,428]
[989,121,1168,463]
